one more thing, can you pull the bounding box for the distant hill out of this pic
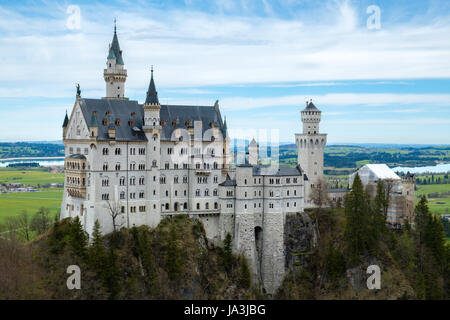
[0,142,64,159]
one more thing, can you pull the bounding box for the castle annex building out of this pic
[61,26,327,294]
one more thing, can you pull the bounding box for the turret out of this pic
[301,100,321,134]
[103,21,127,99]
[62,111,69,140]
[248,138,258,166]
[143,67,161,131]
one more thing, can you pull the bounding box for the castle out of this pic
[61,26,328,294]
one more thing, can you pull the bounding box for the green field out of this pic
[0,168,64,186]
[415,183,450,215]
[0,188,62,223]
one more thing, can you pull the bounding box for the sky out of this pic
[0,0,449,144]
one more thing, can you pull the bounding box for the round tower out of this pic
[104,21,128,99]
[295,100,327,207]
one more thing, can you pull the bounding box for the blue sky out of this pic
[0,0,449,144]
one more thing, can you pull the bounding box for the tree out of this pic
[30,207,51,235]
[105,200,125,232]
[344,173,372,264]
[310,178,329,208]
[67,216,88,258]
[309,178,330,237]
[371,180,388,246]
[222,233,233,274]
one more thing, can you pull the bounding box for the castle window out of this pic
[120,191,125,200]
[213,189,218,196]
[196,203,200,210]
[116,119,120,126]
[205,203,209,209]
[119,177,125,186]
[102,148,109,155]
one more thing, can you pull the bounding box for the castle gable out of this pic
[65,101,90,140]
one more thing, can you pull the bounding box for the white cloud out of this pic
[0,2,450,98]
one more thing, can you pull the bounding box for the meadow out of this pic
[0,188,63,223]
[0,168,64,186]
[0,168,64,224]
[415,183,450,215]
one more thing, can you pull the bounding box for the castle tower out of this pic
[248,138,259,166]
[295,100,327,207]
[402,172,415,224]
[142,67,162,227]
[104,22,128,99]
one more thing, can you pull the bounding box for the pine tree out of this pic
[67,216,88,258]
[222,233,233,274]
[372,180,388,247]
[88,220,106,271]
[344,173,371,264]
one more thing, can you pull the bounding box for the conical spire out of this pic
[108,20,124,65]
[222,116,228,138]
[145,66,159,105]
[62,111,69,127]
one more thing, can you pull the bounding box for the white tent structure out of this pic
[349,164,411,226]
[349,164,402,193]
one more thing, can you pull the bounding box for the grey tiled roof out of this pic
[145,71,159,105]
[79,98,147,142]
[303,101,319,111]
[78,98,225,142]
[109,29,124,65]
[219,174,236,187]
[69,154,86,159]
[252,164,302,176]
[159,104,224,141]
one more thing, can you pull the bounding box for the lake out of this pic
[392,163,450,174]
[0,157,65,168]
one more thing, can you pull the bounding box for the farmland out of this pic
[0,167,64,186]
[0,168,64,224]
[0,188,62,223]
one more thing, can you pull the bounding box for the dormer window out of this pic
[131,112,136,117]
[129,120,134,126]
[116,119,121,126]
[103,119,108,126]
[161,120,165,126]
[172,120,177,126]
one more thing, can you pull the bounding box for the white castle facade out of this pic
[60,27,327,294]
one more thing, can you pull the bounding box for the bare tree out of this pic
[105,200,125,232]
[309,179,330,238]
[382,179,395,216]
[310,179,330,208]
[16,211,31,242]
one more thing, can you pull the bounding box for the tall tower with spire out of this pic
[295,100,327,207]
[104,21,127,99]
